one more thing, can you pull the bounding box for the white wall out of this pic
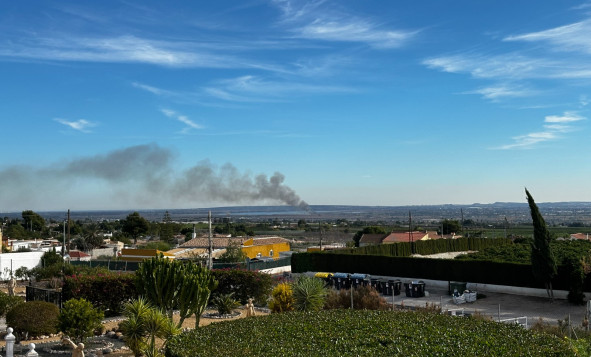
[0,252,44,280]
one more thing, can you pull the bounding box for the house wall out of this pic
[241,242,290,260]
[0,252,44,280]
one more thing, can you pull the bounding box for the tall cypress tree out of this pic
[526,188,557,300]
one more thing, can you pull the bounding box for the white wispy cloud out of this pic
[0,35,279,70]
[296,19,415,48]
[160,108,202,133]
[132,82,175,96]
[504,19,591,54]
[496,111,586,149]
[544,111,585,123]
[468,84,536,100]
[272,0,415,48]
[54,118,97,133]
[203,75,354,102]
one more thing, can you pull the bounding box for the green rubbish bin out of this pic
[449,281,467,295]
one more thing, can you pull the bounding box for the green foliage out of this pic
[565,257,586,304]
[144,241,172,251]
[340,237,512,257]
[212,269,273,306]
[41,249,63,267]
[6,301,59,338]
[62,270,137,316]
[165,310,575,357]
[269,283,294,313]
[440,219,462,235]
[353,226,387,247]
[120,298,181,357]
[0,291,23,317]
[526,189,557,291]
[291,275,327,312]
[122,212,150,244]
[324,286,389,310]
[136,257,218,328]
[58,298,104,343]
[21,210,45,232]
[218,242,247,263]
[211,293,241,315]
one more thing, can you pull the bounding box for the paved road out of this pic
[387,287,587,328]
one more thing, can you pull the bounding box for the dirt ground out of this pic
[1,282,267,356]
[11,307,267,356]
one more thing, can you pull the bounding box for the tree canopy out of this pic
[526,188,557,300]
[122,212,150,244]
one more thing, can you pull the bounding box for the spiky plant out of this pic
[291,276,327,312]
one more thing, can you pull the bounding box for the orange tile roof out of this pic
[382,231,428,243]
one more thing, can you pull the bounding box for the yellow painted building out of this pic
[119,248,175,262]
[241,237,290,260]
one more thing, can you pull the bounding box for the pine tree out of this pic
[526,188,557,300]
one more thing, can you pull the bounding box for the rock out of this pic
[106,331,116,338]
[103,347,113,354]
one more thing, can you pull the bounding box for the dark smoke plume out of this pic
[0,144,308,211]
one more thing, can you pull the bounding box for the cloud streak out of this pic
[54,118,97,133]
[0,144,309,211]
[0,35,278,70]
[273,0,416,48]
[161,109,202,133]
[495,111,586,149]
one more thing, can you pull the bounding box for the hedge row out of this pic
[339,237,512,257]
[292,252,585,291]
[165,310,574,356]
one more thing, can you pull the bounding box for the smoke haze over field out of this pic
[0,144,308,211]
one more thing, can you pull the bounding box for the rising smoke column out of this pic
[0,144,308,210]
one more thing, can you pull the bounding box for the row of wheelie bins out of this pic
[314,272,425,297]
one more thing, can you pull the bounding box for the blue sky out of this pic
[1,0,591,211]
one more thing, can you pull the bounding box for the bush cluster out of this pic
[211,269,273,306]
[6,301,59,338]
[324,285,389,310]
[62,270,137,316]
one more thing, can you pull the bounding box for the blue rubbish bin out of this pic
[332,272,350,290]
[350,273,370,288]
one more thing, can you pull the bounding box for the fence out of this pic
[25,285,62,308]
[69,260,140,271]
[69,256,291,272]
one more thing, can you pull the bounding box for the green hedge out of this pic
[339,237,512,257]
[62,271,138,316]
[211,269,273,306]
[165,310,574,357]
[292,252,576,290]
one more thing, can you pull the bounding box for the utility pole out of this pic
[67,209,71,254]
[319,222,323,251]
[208,211,213,270]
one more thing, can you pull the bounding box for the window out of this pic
[269,250,274,257]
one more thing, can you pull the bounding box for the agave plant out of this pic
[211,293,241,315]
[291,276,327,312]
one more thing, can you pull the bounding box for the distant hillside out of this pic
[3,202,591,225]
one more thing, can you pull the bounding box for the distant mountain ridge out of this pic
[3,202,591,224]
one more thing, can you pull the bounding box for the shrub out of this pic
[291,276,327,312]
[62,270,137,316]
[58,298,104,343]
[0,291,23,317]
[211,293,241,315]
[268,283,294,313]
[6,301,59,339]
[212,269,273,306]
[165,310,575,357]
[324,286,389,310]
[120,298,180,357]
